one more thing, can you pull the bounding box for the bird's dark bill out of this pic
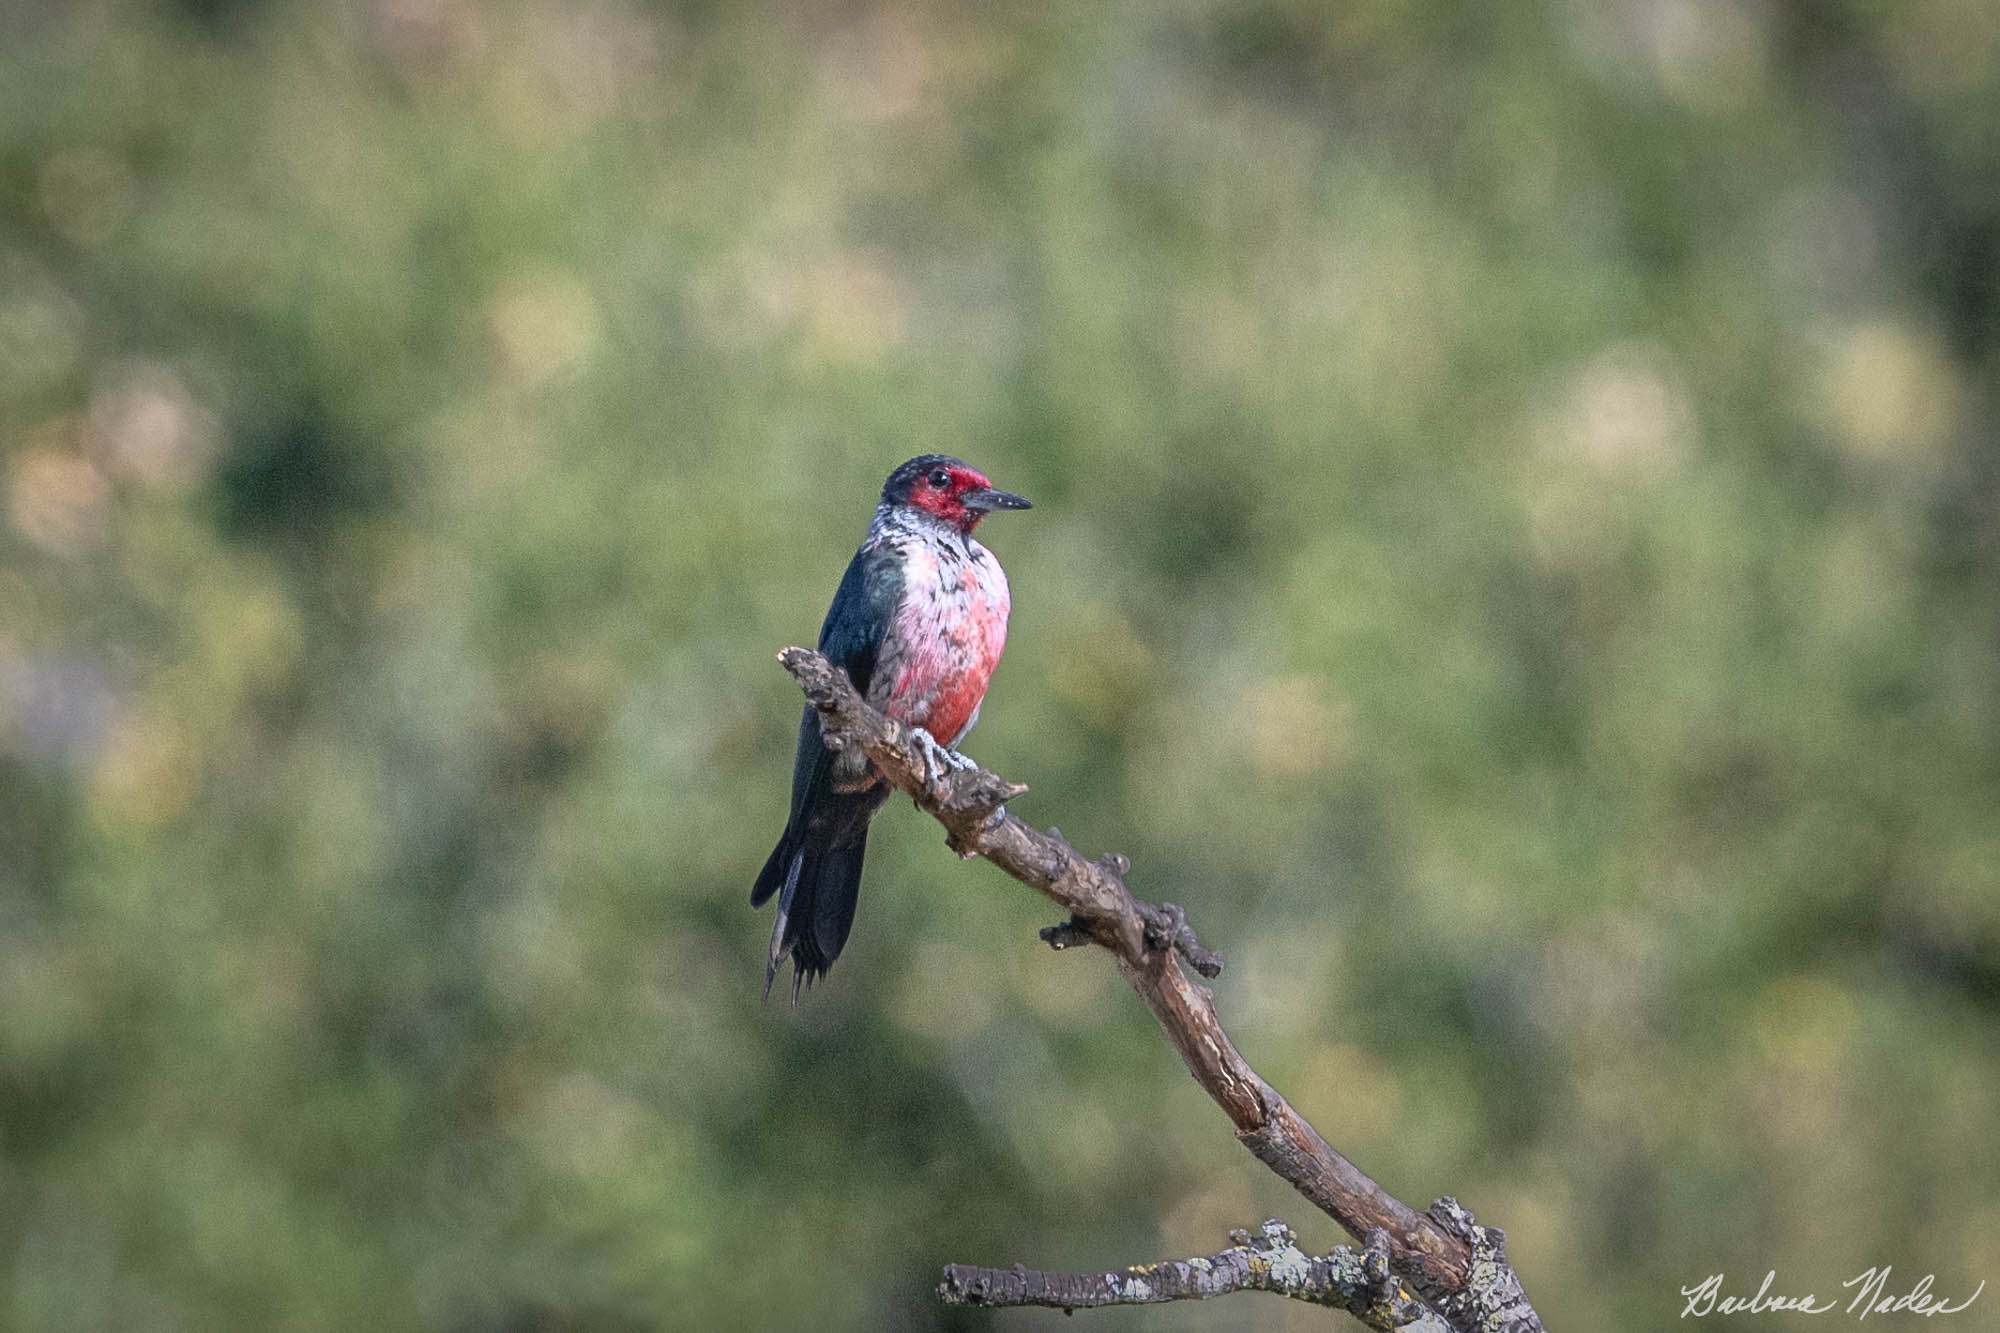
[963,487,1031,512]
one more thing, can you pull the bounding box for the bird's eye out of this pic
[929,469,951,489]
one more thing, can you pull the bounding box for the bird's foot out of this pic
[911,727,977,788]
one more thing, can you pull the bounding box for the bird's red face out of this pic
[893,458,1032,532]
[909,463,989,529]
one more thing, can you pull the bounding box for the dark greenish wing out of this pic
[784,543,904,831]
[817,541,903,697]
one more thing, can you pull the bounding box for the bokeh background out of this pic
[4,1,1998,1329]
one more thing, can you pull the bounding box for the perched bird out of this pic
[753,455,1031,998]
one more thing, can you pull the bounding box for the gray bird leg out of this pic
[911,726,978,788]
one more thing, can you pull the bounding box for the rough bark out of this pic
[939,1220,1449,1329]
[777,647,1546,1332]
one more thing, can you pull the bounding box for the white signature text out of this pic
[1681,1269,1985,1320]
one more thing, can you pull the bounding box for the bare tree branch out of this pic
[777,647,1546,1332]
[938,1220,1449,1329]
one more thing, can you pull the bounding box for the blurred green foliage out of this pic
[4,1,1999,1329]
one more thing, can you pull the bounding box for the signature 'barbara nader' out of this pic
[1681,1268,1986,1319]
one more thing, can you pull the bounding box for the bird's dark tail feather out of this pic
[750,836,791,909]
[754,832,869,1000]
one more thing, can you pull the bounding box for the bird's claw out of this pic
[912,727,976,788]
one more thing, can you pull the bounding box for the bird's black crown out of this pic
[881,454,971,505]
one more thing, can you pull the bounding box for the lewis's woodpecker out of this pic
[753,455,1031,997]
